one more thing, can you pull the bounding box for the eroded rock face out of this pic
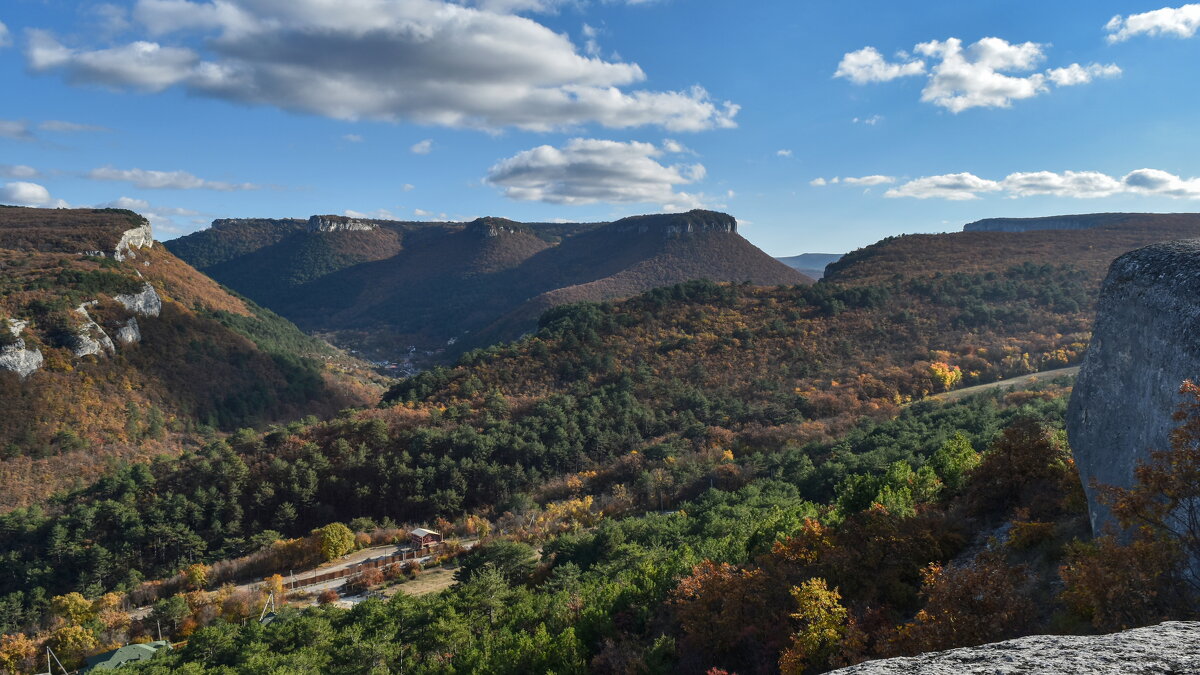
[0,340,43,378]
[830,621,1200,674]
[114,221,155,261]
[114,318,141,345]
[1067,240,1200,534]
[71,303,116,357]
[609,210,738,236]
[114,283,162,317]
[307,215,377,232]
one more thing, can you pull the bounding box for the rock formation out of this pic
[830,621,1200,674]
[71,302,116,357]
[830,619,1195,672]
[113,318,141,345]
[608,210,738,236]
[1067,239,1200,534]
[114,283,163,317]
[0,320,43,378]
[307,215,378,232]
[113,220,155,260]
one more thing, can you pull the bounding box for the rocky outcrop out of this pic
[0,320,42,378]
[113,318,141,345]
[113,220,155,260]
[831,621,1200,674]
[609,210,738,236]
[467,217,527,238]
[71,303,116,357]
[114,283,162,317]
[307,215,378,232]
[1067,239,1200,534]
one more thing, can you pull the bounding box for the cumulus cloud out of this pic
[485,138,707,208]
[810,177,840,186]
[1106,4,1200,42]
[834,47,925,83]
[884,168,1200,200]
[777,149,793,157]
[1,182,68,207]
[87,166,259,190]
[842,174,895,186]
[884,173,1002,200]
[0,165,39,179]
[26,0,738,132]
[837,37,1120,112]
[853,114,882,125]
[98,196,202,235]
[410,139,433,155]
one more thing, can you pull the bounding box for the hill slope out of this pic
[168,210,810,365]
[963,211,1200,232]
[0,207,381,510]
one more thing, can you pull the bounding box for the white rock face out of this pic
[830,621,1200,675]
[113,221,155,261]
[7,319,28,337]
[0,340,43,378]
[307,215,377,232]
[71,303,115,357]
[114,318,141,345]
[114,283,162,317]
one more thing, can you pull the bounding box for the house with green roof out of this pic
[80,641,171,672]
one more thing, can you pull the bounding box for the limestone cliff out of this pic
[1067,239,1200,534]
[831,621,1200,674]
[114,282,163,317]
[608,210,738,236]
[307,215,378,232]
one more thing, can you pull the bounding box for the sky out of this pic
[3,1,1200,256]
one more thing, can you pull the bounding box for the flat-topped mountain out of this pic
[964,212,1200,232]
[0,207,380,511]
[168,209,810,363]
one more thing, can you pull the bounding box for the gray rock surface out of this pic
[113,318,141,345]
[831,621,1200,674]
[1066,239,1200,534]
[114,282,162,317]
[307,215,377,232]
[113,221,155,261]
[0,340,43,378]
[71,303,115,357]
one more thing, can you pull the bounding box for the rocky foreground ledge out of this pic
[830,622,1200,674]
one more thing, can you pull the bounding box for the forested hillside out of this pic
[168,210,809,363]
[0,208,382,512]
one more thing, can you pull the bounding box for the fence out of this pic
[283,542,446,591]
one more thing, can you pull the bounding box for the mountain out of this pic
[776,252,843,279]
[963,211,1200,232]
[0,207,381,511]
[168,210,810,365]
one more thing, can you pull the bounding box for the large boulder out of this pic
[1067,239,1200,534]
[831,621,1200,674]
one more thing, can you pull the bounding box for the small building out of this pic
[410,527,442,548]
[81,641,171,672]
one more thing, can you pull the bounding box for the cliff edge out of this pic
[1067,239,1200,534]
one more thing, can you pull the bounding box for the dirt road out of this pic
[932,366,1080,403]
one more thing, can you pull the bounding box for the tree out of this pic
[454,540,536,584]
[779,578,849,675]
[930,431,980,492]
[50,592,94,626]
[152,595,190,633]
[0,633,37,674]
[48,624,98,669]
[314,522,356,561]
[185,563,210,591]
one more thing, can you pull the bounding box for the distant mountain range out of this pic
[964,212,1200,232]
[775,252,843,279]
[168,210,810,364]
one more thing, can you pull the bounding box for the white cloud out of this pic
[87,166,259,190]
[39,120,112,133]
[777,149,793,157]
[834,47,925,83]
[885,173,1002,200]
[413,208,447,219]
[1106,4,1200,42]
[485,137,707,208]
[884,168,1200,200]
[662,139,694,154]
[410,139,433,155]
[838,37,1120,112]
[1046,63,1122,86]
[0,21,10,48]
[27,0,738,132]
[0,120,33,141]
[0,165,39,179]
[402,183,415,191]
[842,174,895,186]
[344,208,396,219]
[852,114,882,125]
[342,134,364,143]
[582,23,601,57]
[99,196,201,233]
[810,177,840,186]
[1,182,68,207]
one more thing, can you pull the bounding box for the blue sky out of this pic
[3,1,1200,256]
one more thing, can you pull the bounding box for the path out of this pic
[932,366,1080,403]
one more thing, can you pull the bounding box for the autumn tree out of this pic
[315,522,356,561]
[0,633,37,675]
[50,592,94,626]
[779,578,850,675]
[184,562,210,591]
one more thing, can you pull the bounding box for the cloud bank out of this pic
[1106,4,1200,42]
[883,168,1200,200]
